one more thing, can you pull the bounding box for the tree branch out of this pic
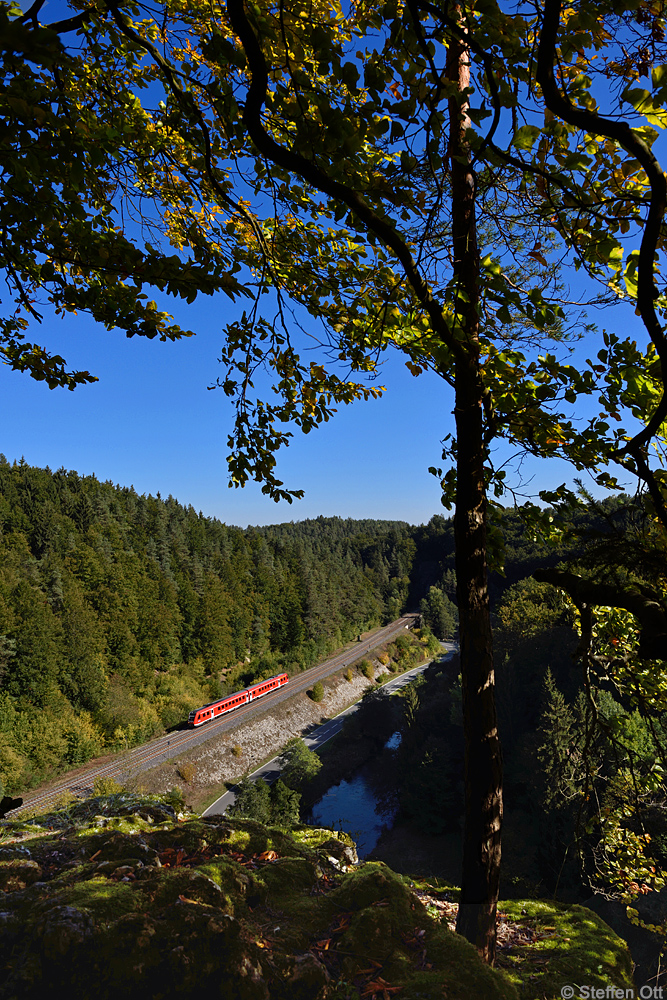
[533,567,667,660]
[537,0,667,458]
[225,0,465,366]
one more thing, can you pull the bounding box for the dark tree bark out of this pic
[446,13,503,965]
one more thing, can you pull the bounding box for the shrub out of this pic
[360,660,374,680]
[51,790,76,810]
[379,652,391,666]
[228,775,271,824]
[231,744,243,757]
[376,673,390,684]
[345,668,353,682]
[93,776,123,796]
[177,762,195,783]
[270,778,301,827]
[309,681,325,702]
[165,787,186,811]
[229,775,301,828]
[280,737,322,789]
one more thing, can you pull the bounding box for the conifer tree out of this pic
[537,670,582,813]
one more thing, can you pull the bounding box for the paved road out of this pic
[202,642,457,817]
[6,615,422,819]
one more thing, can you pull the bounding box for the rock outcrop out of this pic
[0,792,635,1000]
[0,792,517,1000]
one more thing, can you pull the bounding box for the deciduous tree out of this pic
[7,0,667,961]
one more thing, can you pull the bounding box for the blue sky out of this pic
[1,282,638,528]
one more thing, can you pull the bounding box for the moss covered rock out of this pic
[497,899,635,999]
[0,792,627,1000]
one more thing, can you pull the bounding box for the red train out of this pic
[187,672,289,727]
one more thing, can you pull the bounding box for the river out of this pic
[306,732,401,857]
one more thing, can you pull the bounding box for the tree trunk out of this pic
[447,9,503,965]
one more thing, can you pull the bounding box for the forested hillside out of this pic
[0,459,418,794]
[0,456,634,800]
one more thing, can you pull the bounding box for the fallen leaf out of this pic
[357,961,383,973]
[361,979,402,998]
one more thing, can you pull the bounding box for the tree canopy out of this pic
[6,0,667,961]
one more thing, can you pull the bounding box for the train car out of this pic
[246,673,289,702]
[187,672,289,727]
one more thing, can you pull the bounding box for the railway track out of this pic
[6,614,419,819]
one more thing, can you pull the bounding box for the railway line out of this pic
[6,614,419,819]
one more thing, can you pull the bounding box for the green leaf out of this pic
[513,125,540,151]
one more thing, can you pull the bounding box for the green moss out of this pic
[0,792,630,1000]
[497,900,634,999]
[55,878,140,922]
[142,866,226,908]
[193,860,242,912]
[423,926,518,1000]
[312,865,519,1000]
[327,863,421,913]
[89,831,157,863]
[256,857,318,895]
[151,820,212,852]
[0,858,42,890]
[291,825,354,850]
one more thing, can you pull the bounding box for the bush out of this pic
[228,775,301,828]
[93,776,123,796]
[231,744,243,757]
[345,668,353,682]
[419,587,458,640]
[376,673,390,684]
[360,660,374,680]
[280,737,322,790]
[270,779,301,827]
[309,681,324,702]
[421,628,442,655]
[165,787,186,811]
[229,775,271,824]
[177,762,195,783]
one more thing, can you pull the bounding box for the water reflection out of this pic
[307,732,402,858]
[308,774,396,858]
